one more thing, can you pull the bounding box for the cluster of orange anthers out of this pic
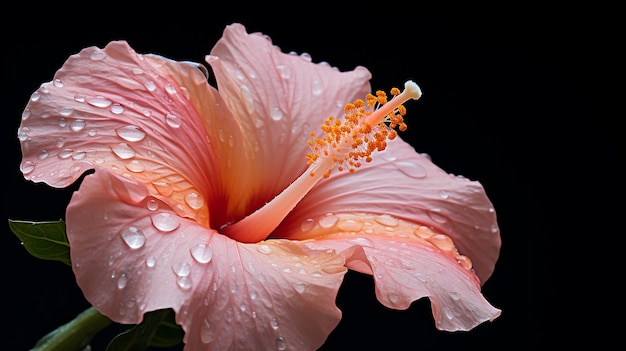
[306,87,408,178]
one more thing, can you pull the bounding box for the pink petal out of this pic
[67,169,347,351]
[277,139,501,283]
[206,23,373,216]
[303,214,501,332]
[18,40,228,226]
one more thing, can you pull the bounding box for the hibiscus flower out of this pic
[18,23,501,350]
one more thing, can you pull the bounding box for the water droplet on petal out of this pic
[294,282,306,293]
[151,212,180,232]
[30,92,40,101]
[38,150,49,160]
[318,213,338,228]
[270,107,283,121]
[300,218,315,232]
[374,214,399,227]
[117,273,128,289]
[126,160,145,173]
[257,244,272,255]
[20,161,35,174]
[337,218,363,232]
[111,143,136,159]
[145,81,156,91]
[165,113,182,128]
[177,276,193,290]
[395,161,427,178]
[200,319,214,343]
[270,318,279,330]
[190,243,213,263]
[121,226,146,249]
[429,234,455,251]
[111,104,125,114]
[58,118,67,128]
[439,190,449,199]
[311,79,322,95]
[146,199,158,211]
[90,51,106,60]
[116,125,146,142]
[185,191,204,209]
[172,261,191,276]
[87,96,112,108]
[21,110,31,120]
[53,79,64,88]
[276,64,292,79]
[146,256,156,267]
[428,208,447,223]
[276,336,287,350]
[348,237,374,247]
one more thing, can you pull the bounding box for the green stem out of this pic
[31,306,112,351]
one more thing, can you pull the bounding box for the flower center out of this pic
[222,81,422,243]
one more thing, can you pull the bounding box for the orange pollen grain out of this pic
[306,82,420,177]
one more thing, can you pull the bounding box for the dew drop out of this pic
[172,261,191,276]
[395,161,427,178]
[374,214,399,227]
[348,237,374,247]
[58,118,67,128]
[276,64,292,79]
[439,190,449,199]
[270,318,279,330]
[146,199,158,211]
[270,107,283,121]
[59,106,73,116]
[30,92,40,101]
[20,161,35,174]
[38,150,49,160]
[146,256,156,267]
[177,276,193,290]
[429,234,455,251]
[111,143,136,159]
[116,125,146,142]
[276,336,287,350]
[300,218,315,232]
[126,160,145,173]
[185,191,204,210]
[300,52,312,61]
[250,290,258,300]
[190,243,213,263]
[200,319,214,344]
[90,51,106,60]
[294,282,306,293]
[318,213,338,228]
[58,149,73,159]
[491,224,499,233]
[257,244,272,255]
[337,218,363,232]
[152,181,173,196]
[87,96,112,108]
[120,226,146,249]
[88,129,97,136]
[311,79,322,95]
[427,208,447,223]
[117,273,128,289]
[164,83,177,94]
[21,110,31,120]
[53,79,64,88]
[111,104,125,114]
[145,81,156,91]
[165,113,182,128]
[151,212,180,232]
[73,94,85,102]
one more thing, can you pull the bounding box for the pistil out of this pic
[222,81,422,243]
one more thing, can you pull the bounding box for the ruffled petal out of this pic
[207,23,373,218]
[303,213,501,332]
[277,139,501,283]
[67,169,347,351]
[18,40,224,226]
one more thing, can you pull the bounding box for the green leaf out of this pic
[8,219,70,266]
[148,309,184,348]
[106,309,182,351]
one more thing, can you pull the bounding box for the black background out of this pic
[3,3,619,350]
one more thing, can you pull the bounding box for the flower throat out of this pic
[222,81,422,243]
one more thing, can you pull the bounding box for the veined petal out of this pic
[303,214,501,332]
[206,23,372,219]
[67,169,347,351]
[19,41,222,226]
[277,139,501,283]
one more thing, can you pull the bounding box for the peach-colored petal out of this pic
[303,214,501,332]
[277,139,501,283]
[18,40,226,226]
[67,169,347,351]
[206,23,373,218]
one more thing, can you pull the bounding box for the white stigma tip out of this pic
[404,80,422,100]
